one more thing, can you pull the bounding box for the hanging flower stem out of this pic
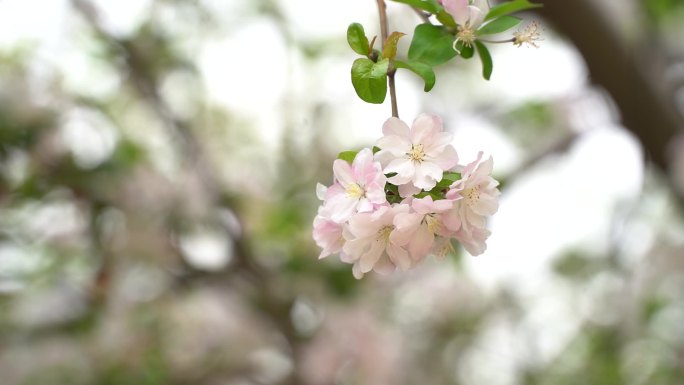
[376,0,399,118]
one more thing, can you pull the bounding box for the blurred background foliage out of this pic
[0,0,683,384]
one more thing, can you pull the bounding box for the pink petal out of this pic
[409,224,434,261]
[431,144,459,171]
[352,148,375,178]
[383,117,411,138]
[359,240,385,273]
[398,182,421,198]
[410,114,440,146]
[373,256,396,275]
[424,131,454,155]
[387,243,412,271]
[441,207,462,232]
[443,0,469,25]
[332,159,355,187]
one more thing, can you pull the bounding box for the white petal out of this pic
[413,162,443,190]
[352,262,365,279]
[467,6,485,28]
[376,135,411,155]
[430,144,459,171]
[385,158,415,179]
[316,183,327,200]
[328,195,358,223]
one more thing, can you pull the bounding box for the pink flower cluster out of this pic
[313,114,500,279]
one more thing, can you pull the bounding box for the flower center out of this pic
[513,21,543,48]
[407,144,426,163]
[464,185,481,205]
[377,225,393,244]
[456,25,476,48]
[425,214,441,234]
[346,183,365,199]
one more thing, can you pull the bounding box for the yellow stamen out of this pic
[346,183,365,199]
[513,21,543,48]
[407,144,426,163]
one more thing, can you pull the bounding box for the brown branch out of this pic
[376,0,399,118]
[411,6,431,24]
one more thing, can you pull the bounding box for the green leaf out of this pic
[389,0,441,14]
[347,23,370,55]
[394,60,436,92]
[454,41,474,59]
[485,0,543,21]
[382,31,406,60]
[474,41,493,80]
[435,10,457,28]
[337,150,358,163]
[351,58,389,104]
[477,15,522,35]
[435,171,461,188]
[408,24,457,66]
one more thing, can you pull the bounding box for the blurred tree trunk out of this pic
[539,0,683,196]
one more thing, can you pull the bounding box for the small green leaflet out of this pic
[408,24,457,66]
[347,23,370,55]
[477,15,522,35]
[394,60,436,92]
[485,0,543,22]
[474,41,493,80]
[382,32,406,60]
[337,150,359,163]
[351,58,389,104]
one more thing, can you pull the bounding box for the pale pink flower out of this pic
[455,226,491,256]
[312,215,345,260]
[443,0,489,29]
[443,0,490,49]
[375,114,459,197]
[393,196,456,262]
[322,148,387,223]
[343,204,412,279]
[443,152,499,255]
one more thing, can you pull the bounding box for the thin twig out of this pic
[376,0,399,118]
[411,6,431,24]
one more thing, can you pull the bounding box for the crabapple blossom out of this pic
[312,215,345,260]
[442,0,490,49]
[375,114,458,197]
[455,226,491,256]
[322,148,387,223]
[393,196,456,262]
[313,115,500,276]
[342,204,412,279]
[442,152,500,255]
